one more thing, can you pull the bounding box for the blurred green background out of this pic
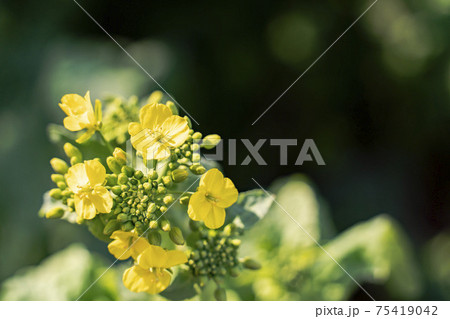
[1,0,450,300]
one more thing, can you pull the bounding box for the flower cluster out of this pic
[42,90,257,298]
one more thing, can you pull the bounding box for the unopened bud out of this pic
[121,221,134,231]
[184,116,192,128]
[134,170,144,180]
[189,164,206,175]
[163,194,174,205]
[171,168,188,183]
[51,174,65,184]
[105,174,117,186]
[103,219,121,235]
[57,181,67,190]
[242,258,261,270]
[147,90,163,104]
[111,186,122,196]
[161,219,171,232]
[201,134,221,150]
[148,231,162,246]
[118,173,128,185]
[70,156,82,165]
[49,188,63,200]
[50,158,68,174]
[113,148,127,166]
[162,176,172,187]
[192,132,202,140]
[169,227,185,245]
[229,268,240,277]
[214,287,227,301]
[63,143,82,161]
[166,100,179,115]
[117,213,129,223]
[107,156,122,174]
[46,207,64,219]
[121,165,134,177]
[134,221,146,234]
[148,169,158,180]
[149,220,158,229]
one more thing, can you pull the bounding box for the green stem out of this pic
[98,130,114,154]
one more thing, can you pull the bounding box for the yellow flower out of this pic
[66,160,113,220]
[188,168,238,229]
[108,230,150,260]
[122,245,187,294]
[128,103,189,160]
[59,91,102,143]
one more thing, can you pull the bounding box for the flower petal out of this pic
[91,186,113,214]
[200,168,225,193]
[140,103,172,131]
[74,196,96,220]
[187,191,210,221]
[128,122,143,136]
[146,270,171,294]
[66,163,89,191]
[85,160,106,186]
[59,94,87,116]
[216,178,238,208]
[122,265,155,293]
[165,250,188,268]
[63,116,83,131]
[108,231,134,260]
[137,245,169,269]
[203,205,226,229]
[159,115,189,147]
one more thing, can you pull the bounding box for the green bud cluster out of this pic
[49,162,75,212]
[172,129,206,175]
[188,227,241,280]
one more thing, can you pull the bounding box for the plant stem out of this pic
[98,130,114,154]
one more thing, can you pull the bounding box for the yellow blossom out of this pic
[59,91,102,143]
[108,230,150,260]
[188,168,238,229]
[66,160,113,220]
[122,244,187,294]
[128,103,189,160]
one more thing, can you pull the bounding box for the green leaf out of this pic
[226,189,274,230]
[159,269,197,300]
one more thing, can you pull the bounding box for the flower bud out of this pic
[50,158,68,174]
[149,220,158,229]
[135,221,146,234]
[169,227,185,245]
[57,181,67,190]
[201,134,221,150]
[117,213,129,223]
[118,173,128,185]
[163,194,174,205]
[171,168,188,183]
[214,287,227,301]
[121,165,134,177]
[166,100,179,115]
[107,156,122,174]
[184,115,192,128]
[134,170,144,180]
[189,164,206,175]
[111,186,122,196]
[51,174,65,184]
[63,143,82,161]
[46,207,64,219]
[162,176,172,187]
[192,153,201,163]
[147,90,163,104]
[242,257,261,270]
[121,221,135,231]
[147,231,162,246]
[192,132,202,140]
[70,156,82,165]
[105,174,117,186]
[49,188,63,200]
[179,195,191,205]
[229,268,240,277]
[161,219,171,232]
[103,219,121,235]
[113,148,127,166]
[148,169,158,180]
